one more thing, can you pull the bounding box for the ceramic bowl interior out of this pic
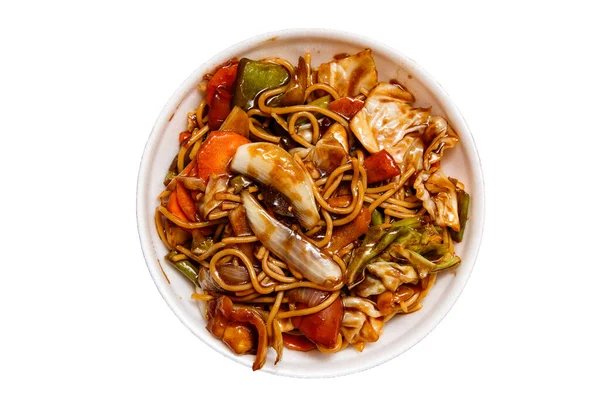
[137,29,484,378]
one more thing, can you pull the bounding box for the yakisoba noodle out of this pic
[155,49,469,370]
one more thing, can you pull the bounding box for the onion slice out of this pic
[241,191,342,289]
[231,142,320,229]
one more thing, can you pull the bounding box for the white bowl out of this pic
[137,29,485,378]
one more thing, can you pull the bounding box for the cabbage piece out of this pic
[317,49,378,97]
[354,274,387,297]
[422,116,459,170]
[350,83,430,166]
[354,262,418,297]
[414,168,460,231]
[197,174,229,220]
[366,262,418,291]
[340,310,366,344]
[340,310,383,345]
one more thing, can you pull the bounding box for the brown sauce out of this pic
[333,52,350,60]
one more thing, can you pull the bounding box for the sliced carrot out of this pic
[166,190,189,222]
[282,333,316,352]
[363,150,401,183]
[329,97,364,119]
[206,62,239,130]
[323,206,371,255]
[196,131,251,182]
[291,297,343,349]
[179,131,192,144]
[176,181,197,221]
[327,195,352,208]
[179,158,197,178]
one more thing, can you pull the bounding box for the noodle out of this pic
[303,82,341,101]
[277,291,340,319]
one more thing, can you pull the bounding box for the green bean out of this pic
[165,251,199,284]
[292,95,331,126]
[449,189,470,243]
[371,209,384,226]
[163,156,178,186]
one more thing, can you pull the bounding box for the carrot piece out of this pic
[363,150,401,183]
[179,131,192,144]
[327,195,352,208]
[291,297,343,349]
[176,181,197,221]
[282,333,316,352]
[206,61,238,107]
[196,131,251,182]
[189,163,198,178]
[179,158,197,178]
[206,62,239,130]
[328,97,364,119]
[323,206,371,255]
[166,190,189,222]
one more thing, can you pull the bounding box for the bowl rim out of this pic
[136,28,485,378]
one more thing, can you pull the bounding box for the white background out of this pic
[1,1,599,399]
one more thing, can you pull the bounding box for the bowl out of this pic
[137,28,485,377]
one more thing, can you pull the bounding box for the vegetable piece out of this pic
[228,205,257,264]
[339,310,366,344]
[346,217,423,288]
[230,175,253,194]
[321,122,349,152]
[198,174,229,220]
[365,262,418,291]
[308,94,331,109]
[219,106,249,137]
[278,57,308,106]
[354,274,387,297]
[163,155,178,186]
[287,288,329,307]
[176,176,206,192]
[231,143,320,229]
[282,333,316,352]
[350,82,430,163]
[206,61,239,130]
[241,191,343,288]
[198,268,227,294]
[311,136,349,174]
[414,169,460,231]
[175,181,197,221]
[222,322,256,355]
[179,131,192,144]
[323,207,371,255]
[261,184,294,217]
[206,296,268,371]
[216,263,251,285]
[422,116,459,170]
[166,190,189,222]
[328,97,364,120]
[165,251,199,284]
[327,195,352,208]
[196,131,251,183]
[233,58,290,110]
[363,150,401,183]
[398,248,461,277]
[342,297,383,318]
[449,183,470,243]
[291,297,343,349]
[371,209,383,226]
[317,49,378,97]
[339,301,385,345]
[293,95,331,126]
[165,224,191,248]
